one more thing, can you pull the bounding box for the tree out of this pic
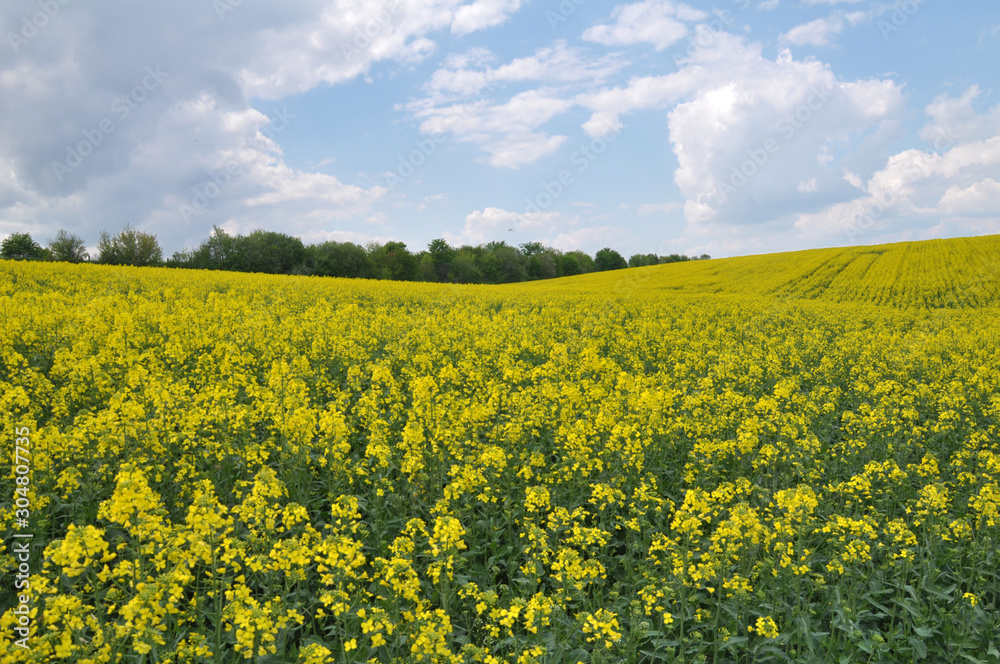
[560,253,581,277]
[368,241,418,281]
[449,250,483,283]
[427,238,457,281]
[659,253,691,264]
[97,226,163,266]
[235,230,306,274]
[526,251,557,280]
[307,241,376,279]
[519,241,545,257]
[479,242,527,283]
[629,253,658,267]
[594,247,627,271]
[187,226,239,270]
[566,250,595,274]
[48,230,89,262]
[1,233,46,260]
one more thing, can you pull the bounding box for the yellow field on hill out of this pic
[524,235,1000,308]
[1,235,999,664]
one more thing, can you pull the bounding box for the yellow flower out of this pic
[749,616,779,639]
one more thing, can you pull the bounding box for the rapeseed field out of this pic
[2,235,999,663]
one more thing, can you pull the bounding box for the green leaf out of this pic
[959,654,987,664]
[908,636,928,659]
[723,636,749,647]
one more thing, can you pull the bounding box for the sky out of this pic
[2,0,999,260]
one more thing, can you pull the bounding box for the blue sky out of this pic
[2,0,999,259]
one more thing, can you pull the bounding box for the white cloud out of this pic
[406,42,625,167]
[451,0,524,35]
[919,85,1000,146]
[445,206,560,245]
[797,178,818,192]
[550,225,625,251]
[791,91,1000,243]
[660,31,904,225]
[582,0,707,51]
[843,171,863,188]
[780,11,869,47]
[939,178,1000,215]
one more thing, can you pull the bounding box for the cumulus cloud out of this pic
[780,11,869,47]
[939,179,1000,215]
[582,0,707,51]
[791,88,1000,243]
[404,41,626,168]
[451,0,524,35]
[444,206,560,245]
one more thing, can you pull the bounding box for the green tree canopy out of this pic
[628,253,658,267]
[48,230,89,262]
[369,241,418,281]
[1,232,46,260]
[97,226,163,266]
[237,230,306,274]
[595,247,627,271]
[307,241,376,279]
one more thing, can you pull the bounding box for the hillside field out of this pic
[2,235,1000,663]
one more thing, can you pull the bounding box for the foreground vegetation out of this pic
[1,235,999,663]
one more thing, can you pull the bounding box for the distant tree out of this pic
[187,226,239,270]
[698,253,711,260]
[307,241,376,279]
[594,247,627,271]
[165,248,194,268]
[1,232,46,260]
[519,241,545,257]
[628,253,658,267]
[659,253,691,264]
[368,241,418,281]
[560,253,581,277]
[48,230,89,262]
[97,226,163,266]
[235,230,306,274]
[526,251,557,280]
[427,238,457,281]
[479,241,528,283]
[416,252,438,281]
[449,250,483,283]
[566,250,595,274]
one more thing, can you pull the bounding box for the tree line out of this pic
[1,227,710,284]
